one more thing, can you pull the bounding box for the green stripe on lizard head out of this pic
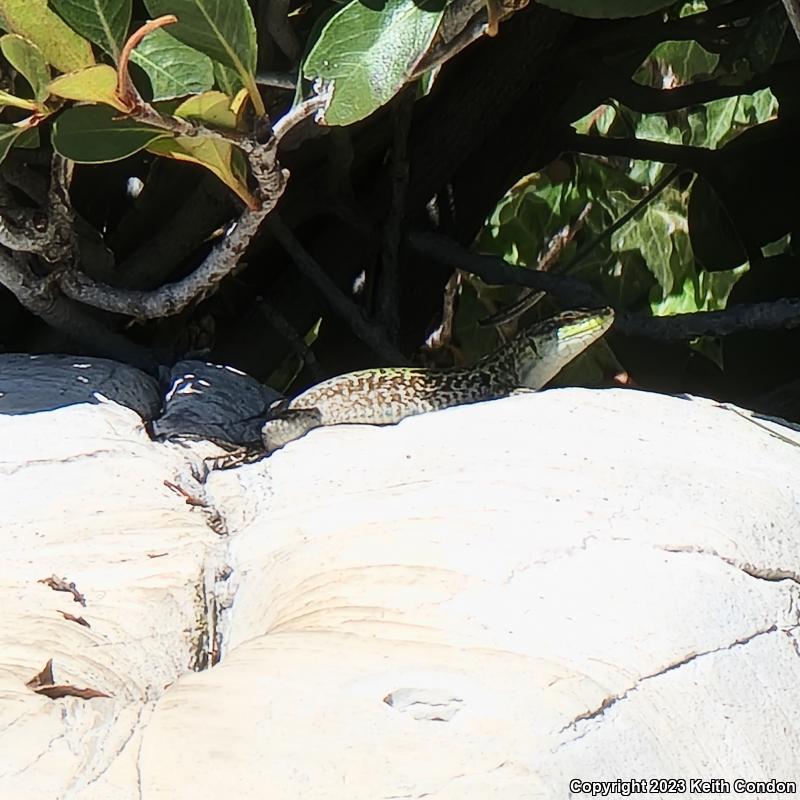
[554,307,615,341]
[494,306,614,391]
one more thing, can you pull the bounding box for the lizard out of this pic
[259,306,614,454]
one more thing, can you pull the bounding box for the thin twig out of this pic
[123,100,246,148]
[479,289,544,328]
[570,166,682,270]
[255,71,297,90]
[481,203,592,327]
[256,299,323,381]
[266,214,408,363]
[411,15,487,81]
[544,203,592,273]
[272,89,332,142]
[423,270,462,354]
[567,136,760,264]
[123,86,329,161]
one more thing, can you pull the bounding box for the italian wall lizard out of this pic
[260,306,614,454]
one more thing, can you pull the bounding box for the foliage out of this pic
[0,0,794,409]
[470,0,782,370]
[302,0,446,125]
[0,0,702,172]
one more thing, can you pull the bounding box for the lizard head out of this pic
[507,306,615,390]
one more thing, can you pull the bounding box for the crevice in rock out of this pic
[558,622,779,742]
[188,577,212,672]
[188,557,234,671]
[79,701,150,796]
[658,544,800,586]
[7,730,66,778]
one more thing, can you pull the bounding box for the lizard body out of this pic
[261,307,614,453]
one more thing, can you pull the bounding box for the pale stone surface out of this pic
[2,386,800,799]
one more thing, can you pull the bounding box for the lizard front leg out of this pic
[261,407,324,453]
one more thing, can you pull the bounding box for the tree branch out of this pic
[55,91,333,320]
[0,249,156,368]
[407,230,800,340]
[377,90,414,339]
[114,172,234,289]
[565,130,716,174]
[409,230,607,308]
[411,15,487,81]
[57,205,269,318]
[617,299,800,340]
[266,214,408,363]
[0,154,77,264]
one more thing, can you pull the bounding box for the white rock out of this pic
[2,388,799,799]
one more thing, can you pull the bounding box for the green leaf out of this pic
[142,0,261,112]
[147,134,255,208]
[150,88,254,205]
[651,262,747,316]
[700,90,779,149]
[611,188,692,297]
[480,173,579,268]
[173,89,237,128]
[130,27,214,100]
[213,60,243,95]
[0,0,94,72]
[52,103,169,162]
[0,34,50,103]
[13,126,39,148]
[572,103,618,136]
[703,96,737,149]
[0,122,30,165]
[749,88,779,125]
[537,0,673,17]
[634,40,719,87]
[48,0,131,62]
[302,0,446,126]
[47,63,129,111]
[0,87,37,110]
